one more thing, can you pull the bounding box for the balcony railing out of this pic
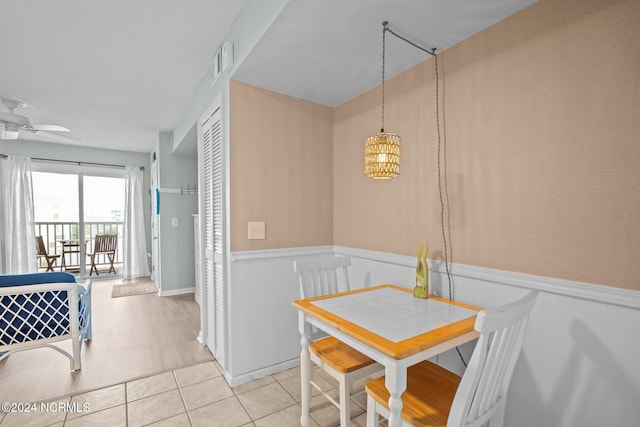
[35,222,124,274]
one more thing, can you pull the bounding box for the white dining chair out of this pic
[365,291,538,427]
[294,256,382,427]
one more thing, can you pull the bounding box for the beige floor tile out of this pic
[313,366,340,387]
[146,412,191,426]
[64,404,126,427]
[67,383,125,420]
[352,375,379,394]
[350,411,377,427]
[127,389,185,427]
[254,404,320,427]
[351,389,368,411]
[0,398,68,427]
[236,382,297,420]
[127,371,177,402]
[188,396,251,427]
[272,366,300,382]
[309,388,364,427]
[276,371,330,402]
[232,375,275,394]
[180,376,234,411]
[173,361,220,387]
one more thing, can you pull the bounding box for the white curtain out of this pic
[122,166,150,279]
[1,155,37,273]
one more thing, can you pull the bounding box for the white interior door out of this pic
[198,96,226,368]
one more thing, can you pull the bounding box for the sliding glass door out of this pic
[32,163,125,278]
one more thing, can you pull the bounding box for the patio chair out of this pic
[87,234,117,275]
[36,235,60,272]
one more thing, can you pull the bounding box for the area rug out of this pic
[111,280,157,298]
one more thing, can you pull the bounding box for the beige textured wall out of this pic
[229,81,334,251]
[334,0,640,290]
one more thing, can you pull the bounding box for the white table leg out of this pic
[385,364,407,427]
[299,314,312,427]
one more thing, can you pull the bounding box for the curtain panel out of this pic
[122,166,150,279]
[1,155,37,273]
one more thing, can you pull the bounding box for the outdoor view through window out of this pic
[33,172,124,223]
[33,171,125,274]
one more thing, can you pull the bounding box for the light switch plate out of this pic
[171,217,179,227]
[248,221,266,239]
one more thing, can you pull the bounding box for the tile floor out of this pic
[0,360,382,427]
[0,277,212,405]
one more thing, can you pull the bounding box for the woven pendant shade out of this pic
[365,131,400,179]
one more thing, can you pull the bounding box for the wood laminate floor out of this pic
[0,277,378,426]
[0,277,213,404]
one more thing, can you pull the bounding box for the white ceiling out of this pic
[233,0,537,107]
[1,0,537,155]
[0,0,246,153]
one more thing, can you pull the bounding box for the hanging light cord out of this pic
[381,22,386,132]
[384,24,437,57]
[383,21,465,367]
[434,53,465,368]
[381,21,436,132]
[434,54,453,302]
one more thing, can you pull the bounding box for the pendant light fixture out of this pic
[365,22,437,180]
[365,21,400,179]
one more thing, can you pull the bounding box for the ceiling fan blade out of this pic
[31,124,71,132]
[37,130,81,143]
[17,129,82,144]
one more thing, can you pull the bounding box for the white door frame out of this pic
[150,151,161,288]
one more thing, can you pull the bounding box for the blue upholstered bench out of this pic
[0,272,92,371]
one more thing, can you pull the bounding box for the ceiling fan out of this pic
[0,97,78,142]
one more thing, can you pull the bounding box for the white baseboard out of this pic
[158,286,195,297]
[224,358,300,388]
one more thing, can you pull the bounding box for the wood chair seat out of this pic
[311,336,377,373]
[365,291,538,427]
[366,360,461,427]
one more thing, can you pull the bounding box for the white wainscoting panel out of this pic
[227,245,640,425]
[226,246,333,386]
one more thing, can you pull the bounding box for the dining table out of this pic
[292,284,482,427]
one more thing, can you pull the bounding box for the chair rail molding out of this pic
[230,245,334,262]
[333,246,640,310]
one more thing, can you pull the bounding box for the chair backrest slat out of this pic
[94,234,117,253]
[293,256,351,299]
[449,291,538,427]
[35,236,48,256]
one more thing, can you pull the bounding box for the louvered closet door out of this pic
[199,102,225,368]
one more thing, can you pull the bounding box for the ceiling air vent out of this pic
[211,42,234,86]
